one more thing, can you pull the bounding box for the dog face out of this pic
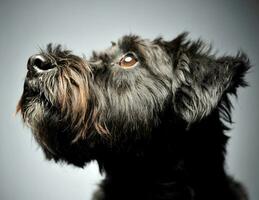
[88,35,174,138]
[17,33,249,165]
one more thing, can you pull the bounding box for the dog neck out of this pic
[94,111,242,200]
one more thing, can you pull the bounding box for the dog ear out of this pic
[162,33,251,124]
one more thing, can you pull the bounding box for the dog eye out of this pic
[119,53,138,68]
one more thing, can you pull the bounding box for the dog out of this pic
[17,33,250,200]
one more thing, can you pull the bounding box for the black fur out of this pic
[17,33,250,200]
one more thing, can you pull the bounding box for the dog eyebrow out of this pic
[119,35,142,53]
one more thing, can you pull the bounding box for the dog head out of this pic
[17,33,250,166]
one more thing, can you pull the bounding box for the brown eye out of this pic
[119,52,138,68]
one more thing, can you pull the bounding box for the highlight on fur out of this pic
[17,33,250,200]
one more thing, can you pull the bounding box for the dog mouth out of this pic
[23,72,52,102]
[23,79,47,101]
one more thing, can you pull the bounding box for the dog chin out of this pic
[20,83,51,129]
[22,98,45,129]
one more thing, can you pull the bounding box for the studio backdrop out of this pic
[0,0,258,200]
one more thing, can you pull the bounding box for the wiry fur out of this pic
[17,33,250,200]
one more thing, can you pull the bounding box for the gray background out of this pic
[0,0,258,199]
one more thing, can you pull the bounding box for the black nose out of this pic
[27,54,53,71]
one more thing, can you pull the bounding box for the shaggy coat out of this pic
[17,33,250,200]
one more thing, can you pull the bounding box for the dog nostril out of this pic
[27,55,53,71]
[34,57,44,68]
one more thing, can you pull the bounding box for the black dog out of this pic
[17,33,250,200]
